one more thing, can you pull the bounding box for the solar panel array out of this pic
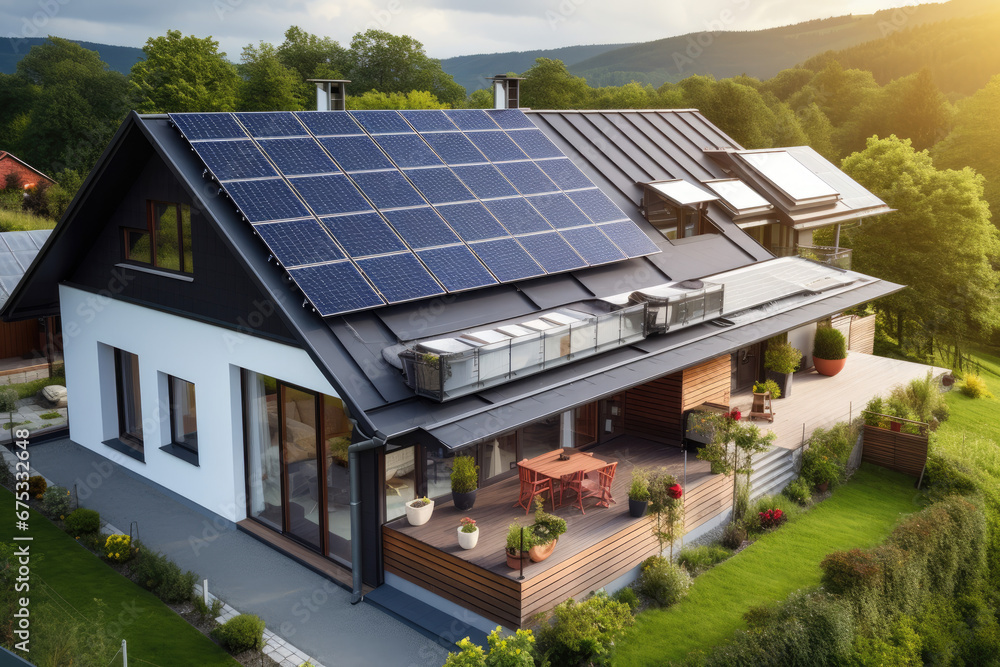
[170,109,660,316]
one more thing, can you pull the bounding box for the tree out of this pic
[276,26,347,102]
[237,41,303,112]
[590,81,657,109]
[345,30,464,106]
[842,136,1000,359]
[647,469,685,558]
[698,411,775,512]
[46,168,84,221]
[130,30,239,112]
[347,90,448,110]
[519,58,590,109]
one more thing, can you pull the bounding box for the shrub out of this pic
[627,467,650,502]
[758,508,786,529]
[677,545,732,576]
[753,378,781,399]
[890,372,948,425]
[103,534,135,564]
[821,548,884,595]
[764,339,801,374]
[637,556,692,607]
[783,477,812,505]
[530,497,566,544]
[64,508,100,535]
[721,522,747,550]
[535,593,633,666]
[212,613,265,653]
[443,637,487,667]
[813,326,847,360]
[27,475,46,499]
[801,446,842,488]
[611,586,640,611]
[450,455,479,493]
[961,374,992,399]
[506,522,535,552]
[485,626,535,667]
[131,548,197,603]
[40,485,72,519]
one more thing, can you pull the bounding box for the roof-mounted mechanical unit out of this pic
[603,280,725,334]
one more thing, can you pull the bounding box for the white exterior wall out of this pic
[59,284,339,522]
[787,322,817,370]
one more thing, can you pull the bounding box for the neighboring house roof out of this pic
[0,109,899,449]
[0,151,55,188]
[0,230,51,307]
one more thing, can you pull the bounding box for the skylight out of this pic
[738,150,839,204]
[702,179,773,216]
[647,179,719,207]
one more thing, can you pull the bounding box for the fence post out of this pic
[122,639,127,667]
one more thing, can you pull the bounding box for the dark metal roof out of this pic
[0,230,51,307]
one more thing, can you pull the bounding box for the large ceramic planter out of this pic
[766,370,793,398]
[452,489,477,511]
[458,527,479,550]
[506,549,530,569]
[404,498,434,526]
[813,356,846,377]
[529,538,557,562]
[628,498,648,518]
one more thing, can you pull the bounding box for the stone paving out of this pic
[0,368,50,385]
[0,395,67,444]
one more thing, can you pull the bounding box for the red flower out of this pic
[729,409,742,421]
[668,484,683,499]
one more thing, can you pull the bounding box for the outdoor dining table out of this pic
[520,449,612,508]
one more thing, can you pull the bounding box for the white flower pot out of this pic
[405,499,434,526]
[458,526,479,550]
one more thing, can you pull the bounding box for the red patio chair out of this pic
[558,470,586,514]
[514,461,553,514]
[581,461,617,508]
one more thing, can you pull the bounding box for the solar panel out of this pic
[451,164,518,199]
[350,110,411,134]
[466,131,528,162]
[170,113,246,141]
[373,134,444,168]
[495,161,559,195]
[226,179,311,222]
[253,219,344,267]
[485,109,536,130]
[194,140,277,181]
[560,226,626,265]
[508,130,563,159]
[417,245,498,291]
[399,110,456,132]
[568,189,627,223]
[529,193,592,229]
[319,136,394,172]
[294,111,363,136]
[517,233,587,273]
[536,158,595,190]
[404,167,475,205]
[258,138,340,177]
[444,109,498,131]
[420,132,484,165]
[383,207,461,248]
[739,151,839,202]
[289,261,384,316]
[235,112,308,138]
[290,174,372,216]
[436,202,510,242]
[483,198,553,234]
[598,221,661,257]
[351,171,426,209]
[356,252,444,302]
[320,213,407,258]
[470,238,544,282]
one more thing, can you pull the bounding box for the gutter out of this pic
[348,425,387,604]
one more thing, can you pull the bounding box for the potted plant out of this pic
[753,379,781,400]
[764,338,801,398]
[628,467,651,518]
[450,455,479,511]
[458,517,479,550]
[812,326,847,377]
[505,522,534,568]
[528,497,567,562]
[404,496,434,526]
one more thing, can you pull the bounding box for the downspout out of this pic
[348,425,387,604]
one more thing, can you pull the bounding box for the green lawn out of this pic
[0,208,56,231]
[2,487,237,665]
[613,465,920,666]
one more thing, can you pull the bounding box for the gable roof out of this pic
[1,108,899,448]
[0,152,55,186]
[0,230,51,307]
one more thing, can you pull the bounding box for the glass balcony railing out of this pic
[772,245,852,270]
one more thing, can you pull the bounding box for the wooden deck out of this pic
[732,351,948,451]
[383,436,729,628]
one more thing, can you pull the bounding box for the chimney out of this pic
[489,75,524,110]
[308,79,350,111]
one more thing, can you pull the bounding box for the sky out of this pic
[4,0,917,60]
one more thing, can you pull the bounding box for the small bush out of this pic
[27,475,46,499]
[753,378,781,399]
[103,534,135,564]
[758,508,787,530]
[821,548,884,595]
[637,556,692,607]
[535,593,633,666]
[961,374,992,399]
[813,326,847,360]
[764,339,801,374]
[40,485,72,518]
[65,508,101,535]
[783,477,812,505]
[677,545,732,576]
[721,522,747,550]
[131,547,197,603]
[486,626,535,667]
[212,613,265,653]
[443,637,487,667]
[612,585,640,611]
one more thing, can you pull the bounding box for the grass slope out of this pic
[613,465,919,666]
[2,487,237,665]
[0,209,56,231]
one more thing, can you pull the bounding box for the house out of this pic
[1,84,899,632]
[0,230,59,371]
[0,152,55,191]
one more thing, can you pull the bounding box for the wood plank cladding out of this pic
[0,318,40,359]
[682,355,731,411]
[684,472,733,532]
[861,424,928,477]
[831,313,876,356]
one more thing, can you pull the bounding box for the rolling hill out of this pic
[0,38,143,75]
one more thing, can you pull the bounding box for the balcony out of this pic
[773,245,852,270]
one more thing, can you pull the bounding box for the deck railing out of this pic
[773,245,852,270]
